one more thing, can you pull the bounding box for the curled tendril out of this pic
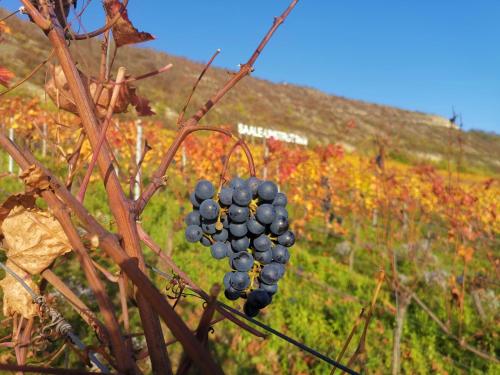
[164,273,187,300]
[32,300,72,352]
[208,326,215,335]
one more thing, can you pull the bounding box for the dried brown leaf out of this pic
[0,260,39,318]
[19,165,51,193]
[1,205,71,275]
[104,0,155,47]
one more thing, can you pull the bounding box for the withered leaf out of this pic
[45,64,154,117]
[0,260,39,318]
[19,165,51,193]
[1,205,72,275]
[104,0,155,47]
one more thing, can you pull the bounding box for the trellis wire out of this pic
[148,265,360,375]
[0,261,109,373]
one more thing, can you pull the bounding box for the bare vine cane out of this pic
[0,133,225,375]
[138,0,299,211]
[25,2,176,373]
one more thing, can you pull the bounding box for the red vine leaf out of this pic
[104,0,155,47]
[0,66,14,88]
[127,85,155,116]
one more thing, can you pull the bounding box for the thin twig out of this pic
[177,49,220,126]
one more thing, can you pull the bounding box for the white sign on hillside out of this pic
[237,123,308,146]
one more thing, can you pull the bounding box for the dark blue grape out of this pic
[275,206,288,219]
[231,236,250,252]
[230,272,250,290]
[278,231,295,247]
[233,187,252,206]
[229,177,248,190]
[273,192,288,207]
[201,219,217,234]
[260,282,278,295]
[272,244,290,264]
[253,234,272,252]
[258,181,278,201]
[185,210,201,226]
[225,241,236,257]
[230,252,254,272]
[190,192,202,208]
[225,287,241,300]
[247,217,266,236]
[229,222,248,238]
[199,199,220,220]
[246,177,261,197]
[213,228,228,242]
[223,272,232,289]
[211,242,228,259]
[260,263,281,284]
[272,262,286,278]
[243,302,259,317]
[270,216,289,235]
[254,249,273,264]
[185,225,203,243]
[255,204,276,225]
[247,289,272,309]
[228,204,249,223]
[199,236,211,247]
[195,179,215,200]
[218,187,233,206]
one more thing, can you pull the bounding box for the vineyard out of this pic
[0,1,499,374]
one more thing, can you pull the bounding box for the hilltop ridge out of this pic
[1,8,499,174]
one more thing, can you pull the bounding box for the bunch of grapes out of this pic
[184,177,294,317]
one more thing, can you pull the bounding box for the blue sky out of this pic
[2,0,500,133]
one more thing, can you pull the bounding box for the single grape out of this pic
[184,210,201,226]
[225,241,236,257]
[272,244,290,264]
[255,204,276,225]
[270,216,289,236]
[211,242,228,259]
[218,187,233,206]
[225,287,241,301]
[278,231,295,247]
[231,236,250,252]
[253,234,272,252]
[190,191,202,208]
[199,236,211,247]
[260,282,278,295]
[260,263,281,284]
[246,177,261,197]
[243,302,259,317]
[195,179,215,200]
[223,272,232,289]
[254,249,273,264]
[229,222,248,238]
[273,192,288,207]
[213,228,228,242]
[230,271,250,290]
[274,206,289,219]
[230,177,248,190]
[228,204,249,223]
[233,187,252,206]
[272,262,286,278]
[258,181,278,201]
[201,219,217,234]
[199,199,220,220]
[185,225,203,243]
[247,217,266,236]
[247,289,272,309]
[230,252,254,272]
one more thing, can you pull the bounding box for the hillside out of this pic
[1,8,499,174]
